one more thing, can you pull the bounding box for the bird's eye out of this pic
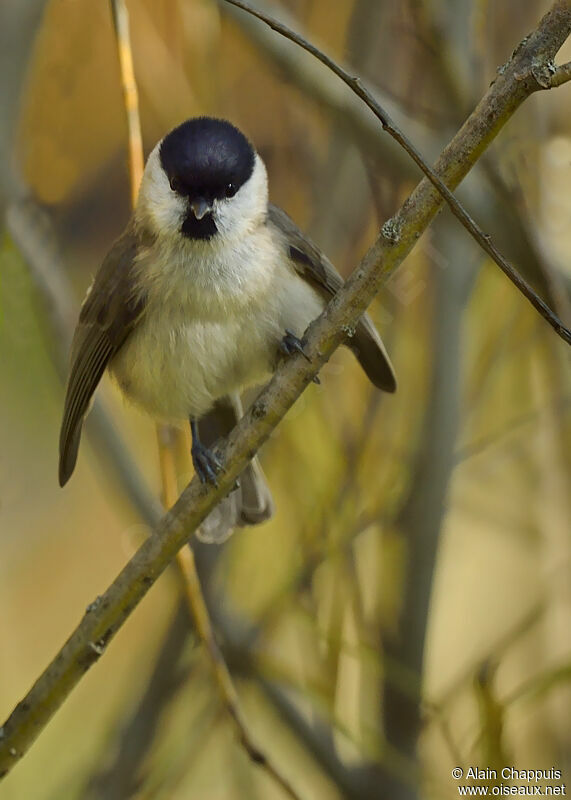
[169,176,182,193]
[225,183,237,198]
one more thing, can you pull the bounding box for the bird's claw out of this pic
[280,329,311,362]
[191,441,223,485]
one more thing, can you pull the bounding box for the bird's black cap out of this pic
[159,117,255,202]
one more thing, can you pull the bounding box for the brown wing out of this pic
[59,221,146,486]
[267,205,397,393]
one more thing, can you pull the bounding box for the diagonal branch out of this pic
[1,0,571,779]
[221,0,571,344]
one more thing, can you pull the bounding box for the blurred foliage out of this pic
[1,0,570,798]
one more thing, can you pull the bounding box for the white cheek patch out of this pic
[137,145,187,236]
[214,154,268,239]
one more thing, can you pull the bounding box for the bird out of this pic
[59,116,396,540]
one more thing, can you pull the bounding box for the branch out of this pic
[175,548,302,799]
[1,0,571,778]
[409,0,571,326]
[219,0,569,318]
[550,58,571,85]
[221,0,571,345]
[218,0,430,182]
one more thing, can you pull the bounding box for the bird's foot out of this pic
[191,440,223,485]
[279,330,320,384]
[280,329,310,361]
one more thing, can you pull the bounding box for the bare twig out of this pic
[1,0,571,778]
[110,0,144,206]
[430,604,545,713]
[221,0,571,347]
[111,0,188,576]
[550,58,571,86]
[176,548,302,799]
[218,0,568,316]
[409,0,571,326]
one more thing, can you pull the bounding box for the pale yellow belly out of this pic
[110,266,325,422]
[110,315,276,421]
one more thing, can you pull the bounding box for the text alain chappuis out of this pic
[450,767,565,797]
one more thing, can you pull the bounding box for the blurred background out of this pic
[1,0,570,798]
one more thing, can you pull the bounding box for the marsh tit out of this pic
[59,117,396,538]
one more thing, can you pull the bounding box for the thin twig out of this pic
[219,0,568,316]
[163,448,302,798]
[111,0,190,580]
[221,0,571,347]
[109,2,301,796]
[1,0,571,779]
[176,548,302,799]
[409,0,571,324]
[550,58,571,85]
[110,0,144,206]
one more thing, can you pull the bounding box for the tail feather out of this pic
[351,314,397,393]
[197,393,274,543]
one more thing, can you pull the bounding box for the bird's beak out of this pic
[189,198,212,220]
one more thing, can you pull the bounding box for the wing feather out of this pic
[267,205,397,392]
[58,221,146,485]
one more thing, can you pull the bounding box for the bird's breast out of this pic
[109,230,325,421]
[109,236,276,420]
